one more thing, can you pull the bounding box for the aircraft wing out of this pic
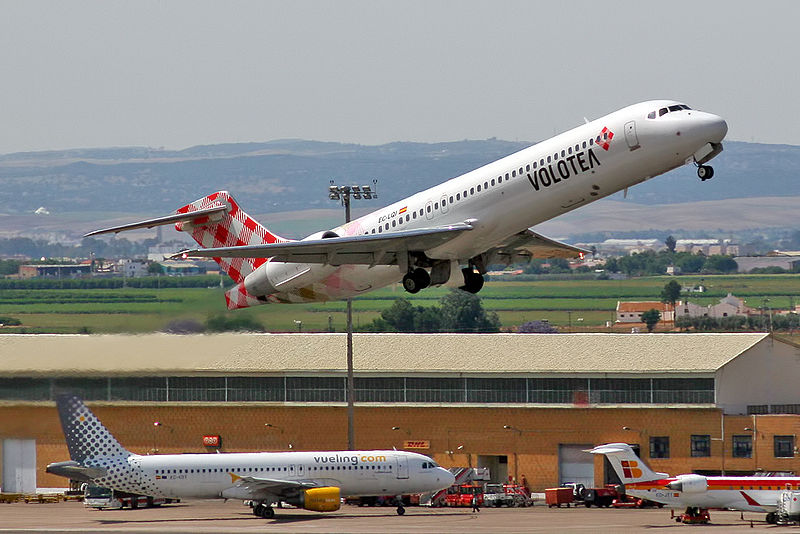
[484,229,590,265]
[172,223,474,266]
[229,473,317,499]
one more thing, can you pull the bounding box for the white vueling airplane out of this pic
[46,395,455,518]
[86,100,727,308]
[590,443,798,524]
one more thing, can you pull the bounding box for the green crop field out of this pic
[0,274,798,334]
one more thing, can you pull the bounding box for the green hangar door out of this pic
[558,444,594,488]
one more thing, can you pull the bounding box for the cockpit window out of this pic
[649,104,693,119]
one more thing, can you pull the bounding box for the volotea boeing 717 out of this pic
[86,100,727,308]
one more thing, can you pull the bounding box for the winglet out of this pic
[229,472,241,483]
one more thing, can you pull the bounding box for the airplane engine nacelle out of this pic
[666,474,707,493]
[286,487,341,512]
[243,261,336,296]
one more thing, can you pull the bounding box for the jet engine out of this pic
[242,261,336,296]
[666,474,707,493]
[285,487,341,512]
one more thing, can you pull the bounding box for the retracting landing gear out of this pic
[697,164,714,181]
[253,502,275,519]
[402,268,430,294]
[459,267,484,294]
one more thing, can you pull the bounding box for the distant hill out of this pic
[0,139,797,240]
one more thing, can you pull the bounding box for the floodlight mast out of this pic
[328,179,377,450]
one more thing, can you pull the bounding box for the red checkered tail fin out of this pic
[174,191,289,284]
[588,443,666,484]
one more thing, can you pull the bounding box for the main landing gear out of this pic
[459,268,484,294]
[253,502,275,519]
[402,268,430,294]
[697,164,714,181]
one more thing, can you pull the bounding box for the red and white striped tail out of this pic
[174,191,288,285]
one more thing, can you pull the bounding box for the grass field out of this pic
[1,274,798,334]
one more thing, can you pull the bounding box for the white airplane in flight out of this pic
[86,100,727,309]
[591,442,798,524]
[46,395,455,519]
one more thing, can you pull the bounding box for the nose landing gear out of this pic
[697,164,714,181]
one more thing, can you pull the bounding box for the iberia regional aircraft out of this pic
[46,395,455,519]
[591,443,798,524]
[86,101,727,308]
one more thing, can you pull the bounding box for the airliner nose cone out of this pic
[695,112,728,144]
[710,115,728,143]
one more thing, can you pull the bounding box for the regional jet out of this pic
[47,395,454,518]
[86,100,727,308]
[591,442,797,524]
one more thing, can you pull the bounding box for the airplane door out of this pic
[297,464,304,478]
[396,455,409,479]
[289,464,296,477]
[424,201,434,220]
[440,194,449,214]
[624,121,640,150]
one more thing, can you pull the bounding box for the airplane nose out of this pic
[442,469,456,486]
[693,112,728,144]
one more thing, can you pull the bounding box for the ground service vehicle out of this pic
[83,485,174,510]
[445,485,483,507]
[546,487,574,507]
[483,483,531,507]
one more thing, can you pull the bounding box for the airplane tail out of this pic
[55,394,132,463]
[588,443,667,484]
[175,191,294,309]
[174,191,289,285]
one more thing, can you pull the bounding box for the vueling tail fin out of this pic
[588,443,668,484]
[55,394,132,463]
[175,191,290,284]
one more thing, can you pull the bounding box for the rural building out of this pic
[1,333,799,492]
[615,301,674,323]
[156,259,207,276]
[17,264,91,279]
[675,293,750,320]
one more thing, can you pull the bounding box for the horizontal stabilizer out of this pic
[84,204,228,237]
[46,460,107,482]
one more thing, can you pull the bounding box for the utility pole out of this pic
[328,180,377,450]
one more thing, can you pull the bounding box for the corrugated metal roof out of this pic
[0,333,770,376]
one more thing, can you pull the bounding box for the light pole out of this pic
[329,180,377,450]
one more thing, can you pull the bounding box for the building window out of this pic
[650,436,670,458]
[732,435,753,458]
[775,435,795,458]
[691,435,711,457]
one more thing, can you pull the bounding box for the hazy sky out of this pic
[1,1,799,154]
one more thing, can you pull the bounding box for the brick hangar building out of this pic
[1,333,800,492]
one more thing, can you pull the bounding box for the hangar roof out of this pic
[0,333,772,376]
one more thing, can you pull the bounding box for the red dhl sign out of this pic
[202,435,221,447]
[403,440,430,450]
